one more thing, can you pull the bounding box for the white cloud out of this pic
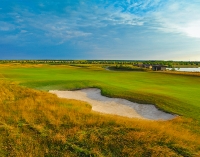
[1,1,145,46]
[109,0,200,39]
[2,8,93,44]
[180,21,200,38]
[0,34,19,43]
[2,0,200,48]
[20,30,28,33]
[37,17,92,41]
[152,1,200,38]
[39,3,45,8]
[0,22,15,31]
[104,10,144,26]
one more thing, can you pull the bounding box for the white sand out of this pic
[49,88,176,120]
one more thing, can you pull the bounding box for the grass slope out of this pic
[0,64,200,121]
[0,81,200,156]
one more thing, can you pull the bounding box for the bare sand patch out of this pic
[49,88,176,120]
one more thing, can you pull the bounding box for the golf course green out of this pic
[1,64,200,121]
[1,63,200,156]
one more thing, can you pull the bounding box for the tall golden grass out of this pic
[0,80,200,156]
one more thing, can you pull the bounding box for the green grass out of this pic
[0,80,200,156]
[1,64,200,122]
[1,63,200,156]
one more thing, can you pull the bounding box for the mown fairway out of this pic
[1,64,200,121]
[1,63,200,156]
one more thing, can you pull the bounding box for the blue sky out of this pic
[0,0,200,60]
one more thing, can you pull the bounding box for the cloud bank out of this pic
[0,0,200,60]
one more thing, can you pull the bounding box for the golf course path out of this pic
[49,88,176,120]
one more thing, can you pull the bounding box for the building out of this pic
[152,65,168,71]
[143,64,152,69]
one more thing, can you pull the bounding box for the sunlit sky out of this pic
[0,0,200,60]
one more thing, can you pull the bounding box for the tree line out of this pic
[0,60,199,67]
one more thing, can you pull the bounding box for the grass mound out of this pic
[108,65,148,71]
[0,81,200,156]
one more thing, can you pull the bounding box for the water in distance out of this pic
[167,68,200,72]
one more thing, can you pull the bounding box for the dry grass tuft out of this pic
[0,80,200,156]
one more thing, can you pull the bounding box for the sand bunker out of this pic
[49,88,176,120]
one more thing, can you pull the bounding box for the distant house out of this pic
[152,65,168,71]
[143,64,152,69]
[135,63,152,69]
